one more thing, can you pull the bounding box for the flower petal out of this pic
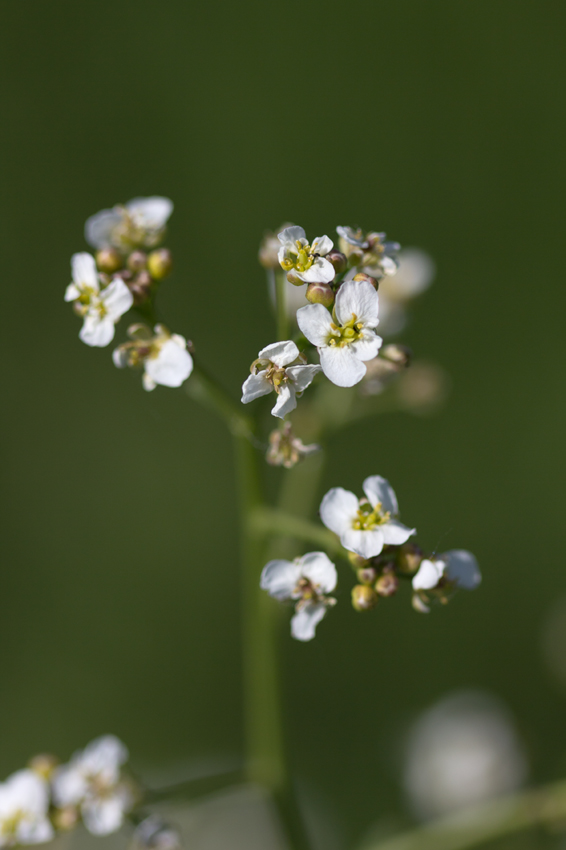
[65,283,81,302]
[84,208,122,249]
[381,519,415,546]
[335,280,379,327]
[80,315,116,347]
[144,340,193,388]
[319,345,367,387]
[443,550,481,589]
[300,552,337,593]
[285,364,321,392]
[260,560,302,600]
[100,279,134,320]
[277,225,306,246]
[349,330,382,362]
[258,340,299,367]
[271,384,296,418]
[298,257,335,283]
[310,235,333,256]
[127,196,173,228]
[362,475,399,515]
[412,559,445,591]
[72,252,99,289]
[241,373,272,403]
[81,735,129,772]
[319,487,359,535]
[82,796,126,836]
[291,602,327,641]
[340,527,385,559]
[296,303,335,347]
[17,818,54,845]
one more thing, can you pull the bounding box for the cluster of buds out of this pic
[266,422,320,468]
[261,474,480,640]
[0,736,139,846]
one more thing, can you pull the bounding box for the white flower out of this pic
[52,735,133,836]
[277,225,335,284]
[241,341,321,419]
[85,197,173,251]
[113,324,193,391]
[0,770,53,847]
[374,248,436,336]
[260,552,337,641]
[320,475,414,559]
[412,550,481,592]
[337,226,400,279]
[65,253,133,347]
[297,280,382,387]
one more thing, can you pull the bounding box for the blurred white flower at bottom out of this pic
[404,691,527,820]
[0,770,53,847]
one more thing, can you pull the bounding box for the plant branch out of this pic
[249,505,345,559]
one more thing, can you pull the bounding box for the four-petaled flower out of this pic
[412,550,482,593]
[241,341,321,418]
[0,770,53,848]
[297,279,382,387]
[260,552,337,641]
[65,253,133,347]
[277,225,335,283]
[320,475,415,559]
[85,197,173,252]
[113,324,193,391]
[52,735,133,836]
[337,225,400,279]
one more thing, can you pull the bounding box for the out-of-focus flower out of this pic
[320,475,414,559]
[360,344,412,396]
[0,770,53,847]
[85,197,173,252]
[412,550,481,613]
[266,423,320,468]
[297,280,382,387]
[277,226,335,284]
[241,341,321,419]
[337,226,399,278]
[397,361,450,414]
[404,691,527,820]
[260,552,337,641]
[113,324,193,391]
[259,224,294,269]
[52,735,134,836]
[131,816,181,850]
[65,253,133,347]
[373,248,436,336]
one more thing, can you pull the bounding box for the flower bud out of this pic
[127,251,148,272]
[352,584,378,611]
[347,551,369,570]
[381,344,412,368]
[28,754,59,780]
[412,593,430,614]
[326,250,347,274]
[286,270,304,286]
[353,272,379,290]
[398,542,423,575]
[129,271,153,305]
[306,282,334,307]
[357,566,378,585]
[147,248,173,280]
[375,572,399,597]
[96,248,123,274]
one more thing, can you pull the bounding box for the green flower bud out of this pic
[357,566,378,585]
[95,248,123,274]
[129,271,152,305]
[147,248,173,280]
[348,551,369,569]
[353,272,379,290]
[286,270,304,286]
[306,282,335,307]
[397,542,423,575]
[375,572,399,597]
[326,250,347,274]
[351,584,378,611]
[127,250,148,272]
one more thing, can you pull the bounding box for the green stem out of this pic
[274,270,289,341]
[361,779,566,850]
[143,767,244,806]
[250,505,344,559]
[185,361,254,439]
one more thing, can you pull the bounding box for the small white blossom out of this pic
[113,324,193,391]
[277,225,335,283]
[85,197,173,251]
[52,735,133,836]
[65,253,133,347]
[374,248,436,335]
[320,475,414,559]
[0,770,53,847]
[412,550,481,592]
[297,280,382,387]
[260,552,337,641]
[241,341,321,419]
[337,226,400,278]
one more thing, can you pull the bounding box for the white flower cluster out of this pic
[0,736,134,847]
[261,474,481,640]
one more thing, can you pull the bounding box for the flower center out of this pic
[251,359,288,393]
[280,239,316,274]
[326,314,364,348]
[352,500,390,531]
[294,576,319,602]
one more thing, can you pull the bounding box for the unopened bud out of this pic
[129,271,153,305]
[28,754,59,780]
[397,542,423,575]
[286,270,304,286]
[127,251,148,273]
[326,250,347,274]
[347,551,368,570]
[353,272,379,290]
[375,572,399,597]
[381,344,412,368]
[306,282,334,307]
[96,248,122,274]
[351,584,378,611]
[357,566,378,585]
[148,248,173,280]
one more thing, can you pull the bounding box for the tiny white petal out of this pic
[144,340,193,388]
[100,279,134,321]
[72,252,99,289]
[349,330,382,362]
[320,487,359,535]
[278,225,306,246]
[65,283,81,302]
[258,340,299,367]
[310,235,333,256]
[413,559,445,591]
[82,795,126,836]
[381,519,415,546]
[260,560,302,600]
[126,196,173,229]
[80,315,116,347]
[296,303,335,347]
[271,384,297,418]
[444,550,482,590]
[335,280,379,328]
[112,347,128,368]
[285,364,321,392]
[84,209,122,249]
[319,345,367,387]
[298,256,335,283]
[143,373,157,391]
[340,527,385,559]
[241,373,272,403]
[362,475,399,515]
[291,603,327,641]
[299,552,337,593]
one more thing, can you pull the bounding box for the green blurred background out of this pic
[2,1,566,847]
